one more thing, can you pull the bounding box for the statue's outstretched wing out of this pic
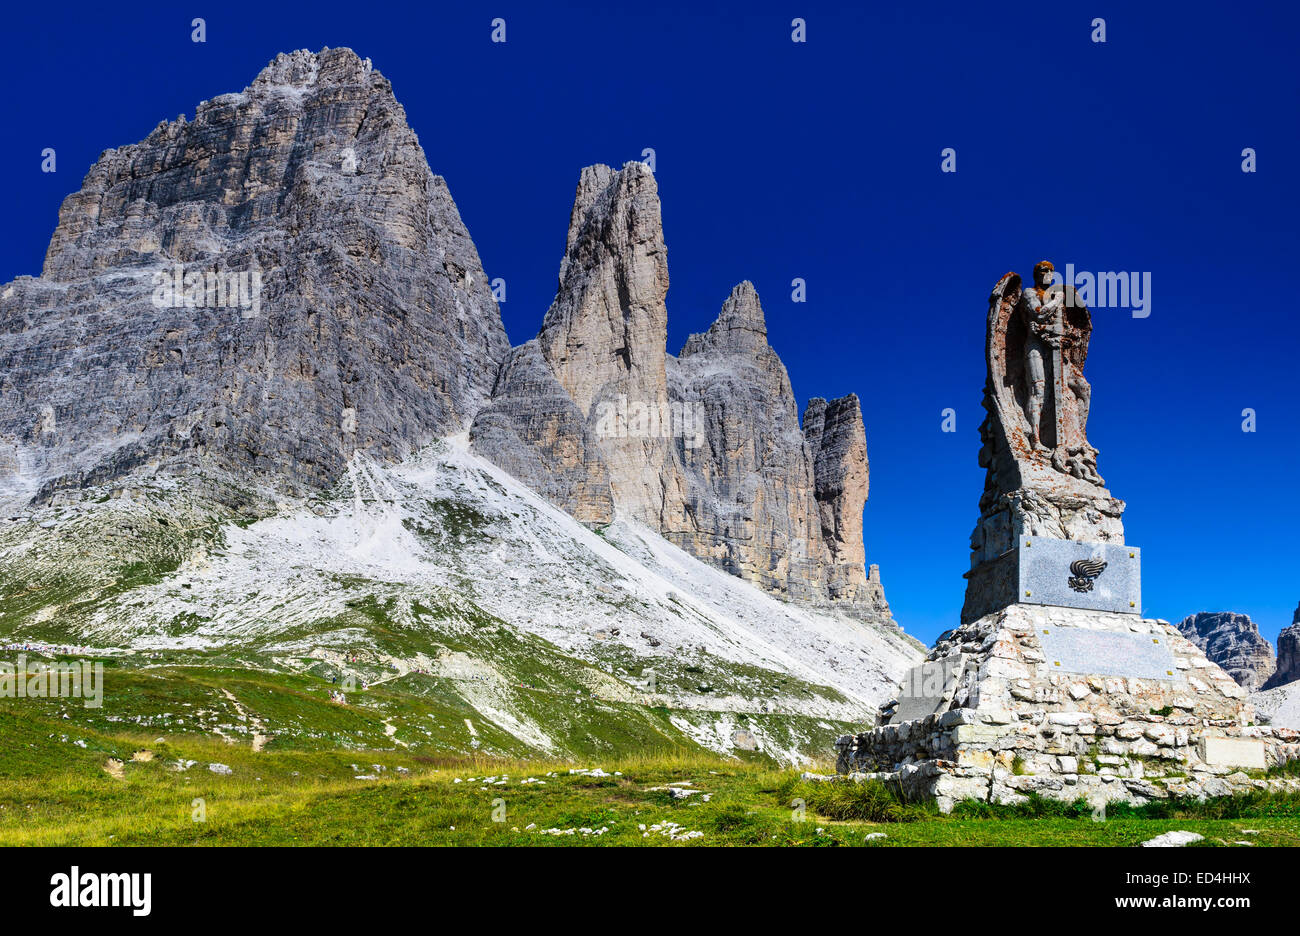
[1062,288,1093,372]
[985,271,1028,447]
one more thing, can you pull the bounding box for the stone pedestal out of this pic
[963,535,1140,624]
[836,604,1300,812]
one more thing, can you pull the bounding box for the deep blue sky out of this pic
[2,1,1296,647]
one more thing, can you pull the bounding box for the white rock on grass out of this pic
[1141,830,1204,847]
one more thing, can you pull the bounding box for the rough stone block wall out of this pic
[835,604,1300,811]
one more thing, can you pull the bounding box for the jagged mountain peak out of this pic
[3,49,510,505]
[2,47,895,627]
[558,161,663,285]
[473,157,891,617]
[0,47,918,775]
[539,161,670,419]
[249,46,372,90]
[680,280,769,357]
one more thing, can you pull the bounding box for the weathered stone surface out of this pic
[1177,611,1276,691]
[1254,681,1300,731]
[1141,830,1204,848]
[667,282,865,605]
[1262,604,1300,690]
[804,394,880,606]
[468,340,614,525]
[1200,736,1267,770]
[0,48,510,506]
[2,50,896,619]
[963,264,1127,624]
[669,284,891,612]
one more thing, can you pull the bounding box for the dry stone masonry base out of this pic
[835,603,1300,812]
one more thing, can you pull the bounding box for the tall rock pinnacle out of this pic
[532,162,688,528]
[804,394,877,604]
[538,162,670,416]
[670,281,821,599]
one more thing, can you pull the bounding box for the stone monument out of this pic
[834,262,1300,811]
[963,261,1130,624]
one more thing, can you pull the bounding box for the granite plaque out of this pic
[1038,625,1178,681]
[1018,536,1140,615]
[891,656,966,723]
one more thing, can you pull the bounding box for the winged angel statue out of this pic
[981,260,1105,498]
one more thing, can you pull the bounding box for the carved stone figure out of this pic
[997,260,1103,485]
[962,261,1127,623]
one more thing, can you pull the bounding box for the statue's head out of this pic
[1032,260,1055,289]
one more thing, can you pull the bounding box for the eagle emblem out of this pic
[1067,558,1107,593]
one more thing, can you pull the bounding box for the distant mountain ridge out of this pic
[1176,611,1276,690]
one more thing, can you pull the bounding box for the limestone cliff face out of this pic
[668,282,824,601]
[0,48,509,504]
[1177,612,1276,691]
[1263,604,1300,690]
[469,340,615,526]
[472,163,890,616]
[804,394,882,607]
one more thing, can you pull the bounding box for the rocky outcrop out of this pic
[0,48,510,505]
[0,49,891,620]
[469,340,614,526]
[668,281,824,602]
[1177,612,1276,690]
[472,164,890,615]
[804,395,882,606]
[533,162,688,528]
[1263,604,1300,690]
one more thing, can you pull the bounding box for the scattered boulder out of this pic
[1141,830,1205,848]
